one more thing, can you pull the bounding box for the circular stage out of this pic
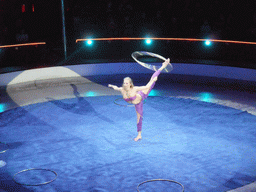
[0,95,256,191]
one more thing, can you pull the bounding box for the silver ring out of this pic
[13,168,58,186]
[132,51,173,72]
[137,179,184,192]
[114,97,135,107]
[0,142,9,154]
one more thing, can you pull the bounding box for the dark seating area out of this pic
[0,0,256,72]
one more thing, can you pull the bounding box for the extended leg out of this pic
[142,70,161,95]
[134,102,143,141]
[135,111,142,141]
[142,58,170,96]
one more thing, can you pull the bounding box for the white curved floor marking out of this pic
[6,66,121,107]
[4,66,256,116]
[173,96,256,116]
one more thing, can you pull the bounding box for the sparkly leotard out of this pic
[123,95,136,102]
[123,70,161,132]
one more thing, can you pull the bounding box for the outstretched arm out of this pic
[108,84,123,92]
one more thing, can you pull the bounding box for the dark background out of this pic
[0,0,256,72]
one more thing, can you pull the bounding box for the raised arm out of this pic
[108,84,123,92]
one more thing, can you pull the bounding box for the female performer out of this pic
[108,58,170,141]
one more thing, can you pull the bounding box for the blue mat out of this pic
[0,95,256,192]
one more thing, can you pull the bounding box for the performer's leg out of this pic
[135,102,143,141]
[142,58,170,95]
[142,70,161,95]
[134,111,142,141]
[133,59,170,141]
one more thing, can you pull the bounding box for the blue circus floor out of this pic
[0,72,256,192]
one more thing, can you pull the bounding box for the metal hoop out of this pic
[13,168,58,186]
[137,179,184,192]
[114,97,146,107]
[131,51,173,73]
[114,97,135,107]
[0,142,9,154]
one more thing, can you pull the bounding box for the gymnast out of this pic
[108,58,170,141]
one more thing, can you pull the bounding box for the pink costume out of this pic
[124,70,161,132]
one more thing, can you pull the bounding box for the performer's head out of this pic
[123,77,134,89]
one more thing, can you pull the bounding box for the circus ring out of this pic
[0,62,256,192]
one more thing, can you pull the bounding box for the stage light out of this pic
[205,40,211,46]
[85,91,96,97]
[87,40,92,45]
[145,39,152,45]
[0,103,6,113]
[22,4,25,13]
[199,92,213,103]
[148,89,160,96]
[76,38,256,45]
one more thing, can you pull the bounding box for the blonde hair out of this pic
[123,77,134,88]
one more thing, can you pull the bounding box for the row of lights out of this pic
[86,39,154,46]
[85,39,211,46]
[2,37,256,49]
[0,39,208,49]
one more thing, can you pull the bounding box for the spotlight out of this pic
[0,103,6,113]
[145,39,152,45]
[205,40,211,46]
[85,91,96,97]
[199,92,213,102]
[87,40,93,45]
